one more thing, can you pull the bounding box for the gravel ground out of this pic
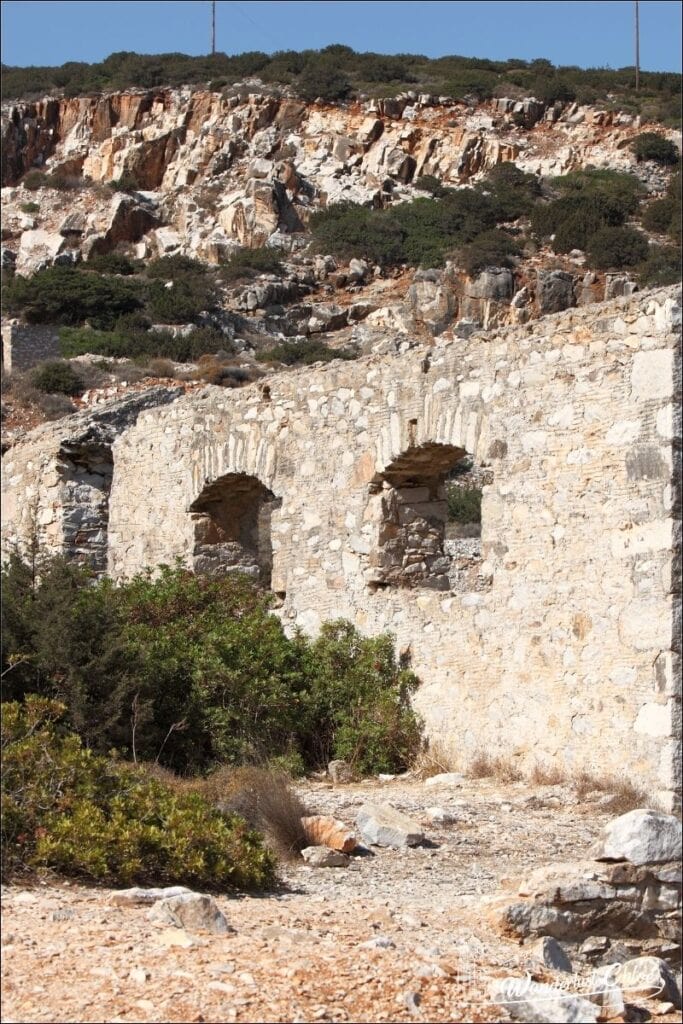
[2,774,680,1024]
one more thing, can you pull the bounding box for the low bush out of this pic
[257,339,357,365]
[60,324,233,362]
[446,485,482,524]
[296,62,352,103]
[220,247,284,283]
[3,266,143,328]
[212,766,310,861]
[298,620,421,775]
[632,132,679,165]
[31,360,84,396]
[21,170,49,191]
[20,202,40,214]
[478,162,542,220]
[458,229,521,276]
[2,559,423,778]
[532,169,644,253]
[1,696,276,888]
[586,225,649,269]
[414,175,450,198]
[83,253,141,276]
[635,245,681,287]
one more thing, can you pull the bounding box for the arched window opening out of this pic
[189,473,281,586]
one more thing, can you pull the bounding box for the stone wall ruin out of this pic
[2,288,681,809]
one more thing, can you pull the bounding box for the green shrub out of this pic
[632,132,679,165]
[309,190,500,269]
[478,162,542,220]
[296,62,351,103]
[414,175,450,198]
[3,266,143,328]
[636,245,681,286]
[257,339,357,365]
[549,169,643,215]
[309,201,405,266]
[1,696,275,888]
[532,169,645,253]
[446,485,482,524]
[298,620,421,775]
[586,225,649,269]
[108,171,141,192]
[459,229,521,275]
[83,253,141,275]
[30,360,84,396]
[20,202,40,214]
[145,255,208,280]
[2,559,423,777]
[220,248,284,283]
[22,170,49,191]
[60,324,233,362]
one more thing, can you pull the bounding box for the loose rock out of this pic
[356,802,424,848]
[301,845,350,868]
[148,893,231,935]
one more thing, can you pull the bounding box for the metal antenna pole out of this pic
[635,0,640,92]
[212,1,216,55]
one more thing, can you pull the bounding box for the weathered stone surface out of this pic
[612,956,682,1007]
[531,936,573,972]
[424,773,466,788]
[327,760,353,784]
[148,893,231,934]
[301,845,350,868]
[301,816,357,853]
[537,270,576,314]
[110,886,191,907]
[594,810,682,865]
[490,978,598,1023]
[356,802,424,848]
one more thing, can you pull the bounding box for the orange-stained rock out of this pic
[301,815,357,853]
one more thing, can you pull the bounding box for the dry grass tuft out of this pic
[212,766,310,862]
[412,740,458,780]
[530,762,566,787]
[572,770,651,814]
[468,751,523,783]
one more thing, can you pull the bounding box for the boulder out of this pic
[110,885,191,907]
[594,809,682,866]
[301,815,357,853]
[356,802,424,848]
[612,956,681,1008]
[406,277,456,335]
[537,270,575,314]
[490,978,598,1023]
[16,228,67,274]
[466,267,514,302]
[301,845,350,868]
[531,936,573,973]
[328,759,353,783]
[148,893,231,935]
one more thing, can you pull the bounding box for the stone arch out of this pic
[364,441,489,592]
[189,471,281,586]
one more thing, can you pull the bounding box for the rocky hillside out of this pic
[1,84,680,435]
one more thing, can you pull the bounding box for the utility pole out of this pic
[635,0,640,92]
[211,1,216,55]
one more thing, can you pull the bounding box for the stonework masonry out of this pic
[1,321,61,373]
[2,287,681,808]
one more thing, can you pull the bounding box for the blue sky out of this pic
[1,1,681,72]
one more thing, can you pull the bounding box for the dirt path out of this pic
[2,775,680,1023]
